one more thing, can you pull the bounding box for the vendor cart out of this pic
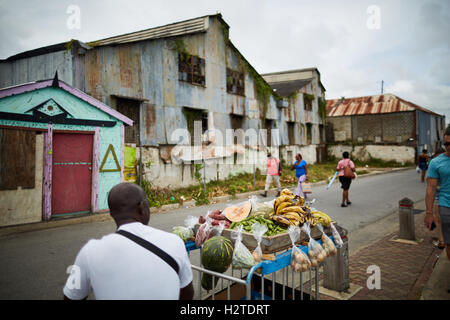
[185,235,341,301]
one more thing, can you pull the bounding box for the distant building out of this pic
[261,68,327,163]
[325,93,446,163]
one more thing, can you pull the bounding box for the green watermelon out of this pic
[200,236,234,290]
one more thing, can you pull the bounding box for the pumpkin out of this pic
[223,201,252,222]
[201,236,234,290]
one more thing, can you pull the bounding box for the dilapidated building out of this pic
[325,93,446,163]
[0,14,326,188]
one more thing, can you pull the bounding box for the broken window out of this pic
[0,128,36,190]
[306,123,312,145]
[304,93,314,111]
[226,68,245,96]
[183,107,208,145]
[115,98,141,145]
[287,122,295,145]
[178,54,206,86]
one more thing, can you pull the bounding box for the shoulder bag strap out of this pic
[116,229,180,276]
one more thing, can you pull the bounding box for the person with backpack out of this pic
[262,152,282,197]
[337,151,356,207]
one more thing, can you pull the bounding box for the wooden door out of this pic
[52,133,93,216]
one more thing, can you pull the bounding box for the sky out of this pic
[0,0,449,124]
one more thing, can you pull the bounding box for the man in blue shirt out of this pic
[425,126,450,267]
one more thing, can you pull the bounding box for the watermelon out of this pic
[200,236,234,290]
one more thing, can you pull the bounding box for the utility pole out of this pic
[381,80,384,94]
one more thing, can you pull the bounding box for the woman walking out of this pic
[337,151,355,207]
[431,147,446,249]
[291,154,308,198]
[417,149,429,183]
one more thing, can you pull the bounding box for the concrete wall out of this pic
[328,144,415,164]
[0,134,43,226]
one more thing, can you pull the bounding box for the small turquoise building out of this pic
[0,74,133,226]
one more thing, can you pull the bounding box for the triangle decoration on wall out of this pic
[99,144,121,173]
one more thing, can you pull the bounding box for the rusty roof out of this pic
[326,93,443,117]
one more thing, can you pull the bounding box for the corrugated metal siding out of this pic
[90,16,209,47]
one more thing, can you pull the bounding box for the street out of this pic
[0,168,427,299]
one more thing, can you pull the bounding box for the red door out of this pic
[52,133,93,216]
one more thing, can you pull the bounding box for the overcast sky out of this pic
[0,0,449,123]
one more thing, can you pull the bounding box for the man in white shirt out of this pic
[63,182,194,300]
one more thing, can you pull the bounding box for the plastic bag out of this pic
[251,222,268,262]
[288,225,311,272]
[317,224,337,256]
[330,222,344,249]
[195,216,214,247]
[302,222,327,268]
[172,215,197,242]
[213,220,227,237]
[416,166,420,173]
[231,225,256,269]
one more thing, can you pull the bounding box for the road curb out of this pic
[0,167,414,237]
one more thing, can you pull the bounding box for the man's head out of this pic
[267,152,272,158]
[107,183,150,227]
[343,151,349,159]
[444,125,450,154]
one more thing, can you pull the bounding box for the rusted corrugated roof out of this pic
[326,93,442,117]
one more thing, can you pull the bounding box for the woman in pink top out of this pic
[337,151,355,207]
[262,152,282,197]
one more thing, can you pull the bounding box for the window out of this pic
[178,54,206,86]
[304,93,314,111]
[0,128,36,190]
[306,123,312,145]
[115,98,141,144]
[287,122,295,145]
[226,68,245,96]
[183,108,208,145]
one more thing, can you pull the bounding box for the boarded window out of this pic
[0,128,36,190]
[306,123,312,145]
[116,98,140,144]
[178,54,206,86]
[226,68,245,96]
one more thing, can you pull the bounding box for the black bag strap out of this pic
[116,229,180,276]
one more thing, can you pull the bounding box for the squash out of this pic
[223,201,252,222]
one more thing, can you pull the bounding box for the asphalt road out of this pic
[0,168,426,299]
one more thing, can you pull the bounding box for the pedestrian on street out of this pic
[337,151,355,207]
[425,127,450,270]
[431,147,446,249]
[291,153,308,198]
[417,149,429,183]
[63,182,194,300]
[262,152,282,197]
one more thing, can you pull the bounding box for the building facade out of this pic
[325,94,446,163]
[0,14,326,188]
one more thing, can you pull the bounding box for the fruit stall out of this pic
[172,189,347,300]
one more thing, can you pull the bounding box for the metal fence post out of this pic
[398,197,415,240]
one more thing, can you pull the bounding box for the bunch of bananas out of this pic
[271,189,319,227]
[311,211,332,227]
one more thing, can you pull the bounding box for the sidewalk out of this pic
[318,199,449,300]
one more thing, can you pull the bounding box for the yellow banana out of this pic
[279,206,305,215]
[296,197,305,207]
[274,195,295,211]
[282,212,302,221]
[276,201,294,215]
[271,215,291,227]
[281,189,293,196]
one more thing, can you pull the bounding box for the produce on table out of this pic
[201,236,234,290]
[224,201,252,222]
[172,226,194,242]
[311,211,332,227]
[291,249,311,272]
[272,189,319,227]
[231,225,257,269]
[195,210,232,247]
[250,203,274,219]
[229,215,287,236]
